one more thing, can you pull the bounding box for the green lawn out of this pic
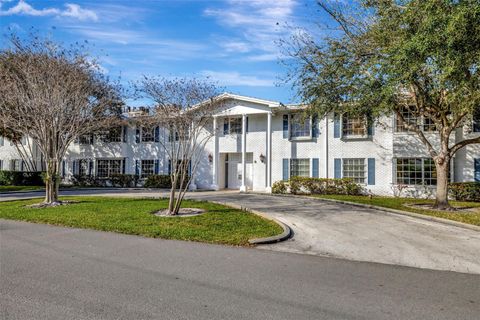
[0,197,282,245]
[0,185,44,192]
[314,195,480,226]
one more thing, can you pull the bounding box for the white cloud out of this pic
[61,4,98,21]
[0,0,97,21]
[201,70,274,87]
[204,0,297,62]
[220,40,251,53]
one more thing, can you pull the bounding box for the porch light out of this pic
[208,153,213,163]
[259,153,265,163]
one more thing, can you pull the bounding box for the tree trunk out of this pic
[44,160,60,205]
[168,186,177,215]
[433,160,451,210]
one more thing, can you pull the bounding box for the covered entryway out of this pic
[224,153,253,190]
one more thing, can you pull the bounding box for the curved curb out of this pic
[251,192,480,232]
[208,200,292,245]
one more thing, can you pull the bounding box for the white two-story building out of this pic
[1,93,479,196]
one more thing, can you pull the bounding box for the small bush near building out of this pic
[449,182,480,202]
[71,174,140,188]
[144,175,172,188]
[272,177,363,196]
[0,171,44,186]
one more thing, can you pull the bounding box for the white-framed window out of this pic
[342,158,366,183]
[225,117,242,134]
[290,114,311,139]
[395,106,437,132]
[342,114,367,137]
[97,127,123,143]
[395,158,437,185]
[96,159,123,178]
[78,159,90,176]
[79,134,93,145]
[11,159,22,172]
[141,127,155,142]
[290,158,310,177]
[141,160,155,178]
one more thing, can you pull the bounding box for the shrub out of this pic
[272,177,363,196]
[0,170,44,186]
[272,180,288,194]
[70,175,102,187]
[110,174,140,188]
[144,175,172,188]
[449,182,480,202]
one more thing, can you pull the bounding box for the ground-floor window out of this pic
[10,159,22,172]
[141,160,155,178]
[290,158,310,177]
[96,159,123,178]
[342,158,366,183]
[78,159,90,176]
[395,158,437,185]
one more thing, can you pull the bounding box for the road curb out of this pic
[250,192,480,232]
[208,200,292,245]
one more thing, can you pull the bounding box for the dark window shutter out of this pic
[246,116,249,133]
[474,120,480,133]
[122,158,126,174]
[475,158,480,182]
[312,158,319,178]
[223,119,229,135]
[154,126,160,142]
[135,160,140,176]
[334,158,342,179]
[367,158,376,185]
[123,126,128,142]
[72,160,77,175]
[89,160,94,176]
[367,121,374,136]
[89,134,94,144]
[283,114,289,138]
[282,158,289,180]
[312,115,318,138]
[61,160,65,177]
[135,127,141,143]
[168,160,172,175]
[20,160,24,171]
[333,114,341,138]
[154,159,159,174]
[188,160,192,176]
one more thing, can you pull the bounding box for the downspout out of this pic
[325,116,329,178]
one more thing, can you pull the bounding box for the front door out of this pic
[226,155,253,190]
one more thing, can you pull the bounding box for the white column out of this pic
[211,116,219,190]
[265,112,272,193]
[240,114,247,192]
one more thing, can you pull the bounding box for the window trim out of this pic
[140,159,155,178]
[341,113,369,139]
[394,107,437,133]
[225,117,243,135]
[394,157,441,186]
[341,158,367,184]
[289,113,312,141]
[289,158,310,178]
[96,159,124,178]
[141,126,156,143]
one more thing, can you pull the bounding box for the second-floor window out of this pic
[290,114,311,138]
[97,127,123,143]
[395,106,437,133]
[141,127,155,142]
[342,114,366,137]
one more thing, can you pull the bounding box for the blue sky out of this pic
[0,0,322,105]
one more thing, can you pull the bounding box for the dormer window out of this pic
[290,114,312,139]
[342,114,367,137]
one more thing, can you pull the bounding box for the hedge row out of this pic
[0,171,44,186]
[449,182,480,202]
[272,177,363,196]
[71,174,140,188]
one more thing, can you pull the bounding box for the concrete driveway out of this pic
[1,189,480,274]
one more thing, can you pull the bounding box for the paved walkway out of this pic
[1,189,480,274]
[1,219,479,320]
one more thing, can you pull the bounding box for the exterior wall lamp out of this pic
[259,153,265,163]
[208,153,213,163]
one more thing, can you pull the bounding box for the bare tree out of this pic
[135,77,222,215]
[0,34,122,206]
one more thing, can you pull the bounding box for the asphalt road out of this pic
[1,219,479,320]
